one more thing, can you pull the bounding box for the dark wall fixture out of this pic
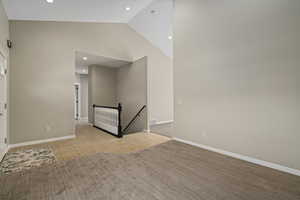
[7,40,12,48]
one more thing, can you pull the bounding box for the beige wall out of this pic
[88,65,117,122]
[117,57,147,133]
[9,20,173,144]
[174,0,300,170]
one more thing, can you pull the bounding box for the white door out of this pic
[0,53,8,161]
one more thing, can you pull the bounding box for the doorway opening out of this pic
[74,51,149,138]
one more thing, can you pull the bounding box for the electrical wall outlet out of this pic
[45,125,51,132]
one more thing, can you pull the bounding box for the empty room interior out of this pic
[0,0,300,199]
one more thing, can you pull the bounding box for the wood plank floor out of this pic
[1,140,300,200]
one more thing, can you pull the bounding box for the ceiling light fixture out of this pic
[125,7,131,11]
[168,36,173,40]
[83,57,88,60]
[46,0,54,3]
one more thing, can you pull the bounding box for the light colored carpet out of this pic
[9,124,171,162]
[1,140,300,200]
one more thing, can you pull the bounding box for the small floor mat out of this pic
[0,148,56,175]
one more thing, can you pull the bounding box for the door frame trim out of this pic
[0,50,8,161]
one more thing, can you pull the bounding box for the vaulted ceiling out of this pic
[2,0,154,23]
[2,0,173,58]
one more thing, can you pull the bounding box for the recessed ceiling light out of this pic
[168,36,173,40]
[83,57,88,60]
[125,7,131,11]
[46,0,54,3]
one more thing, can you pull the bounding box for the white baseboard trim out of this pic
[152,120,174,126]
[150,120,174,126]
[9,135,76,149]
[173,137,300,177]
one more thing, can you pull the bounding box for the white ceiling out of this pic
[129,0,173,57]
[2,0,154,23]
[75,51,132,74]
[2,0,173,58]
